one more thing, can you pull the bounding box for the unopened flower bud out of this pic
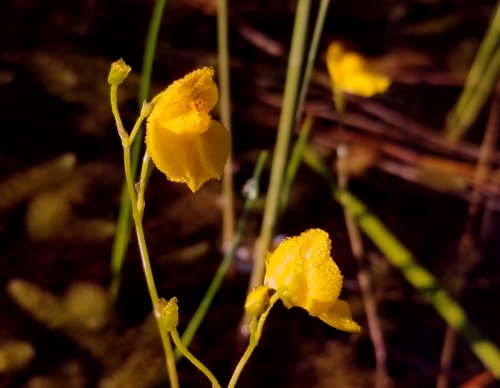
[160,297,179,332]
[245,285,270,316]
[108,59,131,85]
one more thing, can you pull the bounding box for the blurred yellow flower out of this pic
[146,68,231,192]
[327,41,390,97]
[264,229,361,332]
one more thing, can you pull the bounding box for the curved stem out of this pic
[170,329,221,388]
[137,151,151,216]
[227,294,279,388]
[129,113,148,145]
[123,146,179,388]
[108,0,168,306]
[110,85,125,134]
[175,151,268,360]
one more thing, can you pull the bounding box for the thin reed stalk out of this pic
[109,0,168,303]
[246,0,312,320]
[217,0,235,250]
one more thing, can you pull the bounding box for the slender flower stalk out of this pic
[136,151,151,216]
[246,0,312,322]
[109,70,179,388]
[227,294,280,388]
[108,0,168,306]
[170,329,222,388]
[176,151,268,359]
[326,42,391,387]
[216,0,235,249]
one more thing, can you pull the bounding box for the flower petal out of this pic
[264,229,343,316]
[149,68,218,124]
[343,73,390,97]
[188,69,219,111]
[318,299,361,332]
[326,41,390,97]
[146,120,192,187]
[189,120,231,191]
[146,119,230,192]
[154,99,211,135]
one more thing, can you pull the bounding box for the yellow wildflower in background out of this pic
[264,229,361,332]
[327,41,390,97]
[146,68,231,192]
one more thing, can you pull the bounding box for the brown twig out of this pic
[342,204,390,388]
[458,371,495,388]
[258,89,499,163]
[436,79,500,388]
[336,119,390,388]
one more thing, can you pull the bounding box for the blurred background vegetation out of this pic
[1,0,500,387]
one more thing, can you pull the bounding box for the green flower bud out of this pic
[244,285,270,316]
[160,297,179,332]
[108,59,131,85]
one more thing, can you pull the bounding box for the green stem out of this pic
[217,0,235,249]
[279,114,314,217]
[446,0,500,140]
[111,78,178,388]
[295,0,331,119]
[176,151,269,359]
[302,147,500,377]
[448,45,500,141]
[170,329,221,388]
[109,84,131,301]
[110,85,125,134]
[246,0,312,313]
[227,294,279,388]
[108,0,168,304]
[139,0,168,103]
[123,146,179,388]
[137,151,151,216]
[129,112,148,145]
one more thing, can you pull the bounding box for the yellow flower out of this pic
[146,68,231,192]
[264,229,361,332]
[326,41,390,97]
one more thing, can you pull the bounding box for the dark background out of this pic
[1,0,500,387]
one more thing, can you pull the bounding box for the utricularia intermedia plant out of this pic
[108,60,360,388]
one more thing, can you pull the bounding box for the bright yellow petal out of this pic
[149,68,219,123]
[319,299,361,332]
[263,246,300,309]
[264,229,343,316]
[173,67,218,110]
[146,119,230,192]
[326,41,390,97]
[188,120,231,191]
[343,72,390,97]
[188,69,218,111]
[297,229,343,315]
[154,100,211,135]
[146,120,193,188]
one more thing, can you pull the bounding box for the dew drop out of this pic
[242,178,258,200]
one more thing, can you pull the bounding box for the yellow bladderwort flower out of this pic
[327,41,390,97]
[264,229,361,332]
[146,68,231,192]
